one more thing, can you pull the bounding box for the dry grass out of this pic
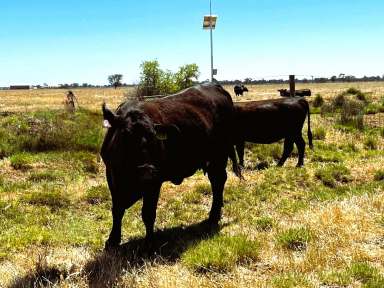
[0,82,383,287]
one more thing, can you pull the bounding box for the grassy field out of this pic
[0,82,383,287]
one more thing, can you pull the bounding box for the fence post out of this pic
[289,75,295,97]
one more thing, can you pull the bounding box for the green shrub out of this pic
[315,164,352,187]
[346,88,368,102]
[312,93,324,107]
[276,227,312,251]
[181,234,259,272]
[332,93,346,108]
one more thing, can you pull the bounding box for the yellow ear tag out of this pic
[156,131,167,140]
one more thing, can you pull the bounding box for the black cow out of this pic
[234,85,249,96]
[278,89,311,97]
[101,84,241,249]
[234,98,313,168]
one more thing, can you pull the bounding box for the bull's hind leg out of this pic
[207,159,228,224]
[294,135,306,167]
[277,138,294,166]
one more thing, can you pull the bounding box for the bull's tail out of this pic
[306,101,314,150]
[229,145,243,180]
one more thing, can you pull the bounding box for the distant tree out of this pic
[331,76,337,82]
[139,60,163,95]
[175,64,200,90]
[244,78,253,84]
[108,74,123,89]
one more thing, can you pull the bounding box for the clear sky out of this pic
[1,0,383,86]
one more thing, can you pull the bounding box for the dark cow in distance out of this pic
[234,98,313,168]
[101,84,241,249]
[234,85,249,96]
[278,89,311,97]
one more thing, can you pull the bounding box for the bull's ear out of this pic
[102,103,117,128]
[154,124,180,140]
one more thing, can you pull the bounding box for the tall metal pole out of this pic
[210,0,213,82]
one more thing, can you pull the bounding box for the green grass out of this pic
[0,91,383,287]
[276,227,312,251]
[181,234,260,272]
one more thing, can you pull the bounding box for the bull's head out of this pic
[101,103,178,208]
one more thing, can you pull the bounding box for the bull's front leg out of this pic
[142,183,161,240]
[105,205,125,249]
[207,161,227,224]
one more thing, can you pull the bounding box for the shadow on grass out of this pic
[84,219,222,287]
[9,219,221,288]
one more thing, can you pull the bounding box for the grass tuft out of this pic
[84,185,111,205]
[373,170,384,181]
[315,164,352,187]
[276,227,312,251]
[255,216,274,231]
[22,188,71,209]
[10,152,34,170]
[272,273,312,288]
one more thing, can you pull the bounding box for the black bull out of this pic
[234,98,313,168]
[100,84,241,248]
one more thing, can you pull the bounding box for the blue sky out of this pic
[1,0,383,86]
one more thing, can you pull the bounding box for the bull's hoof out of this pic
[104,239,120,251]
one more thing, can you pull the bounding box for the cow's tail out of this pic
[305,101,314,150]
[229,145,243,180]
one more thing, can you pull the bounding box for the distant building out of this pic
[10,85,30,90]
